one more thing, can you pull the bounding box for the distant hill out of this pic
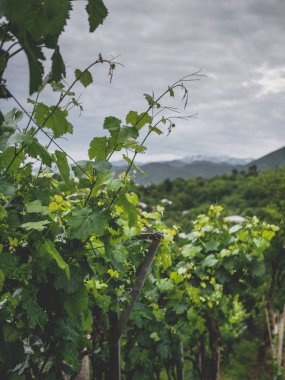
[246,146,285,170]
[128,161,243,185]
[113,147,285,185]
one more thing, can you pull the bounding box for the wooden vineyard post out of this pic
[108,232,163,380]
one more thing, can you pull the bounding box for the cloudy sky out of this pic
[3,0,285,162]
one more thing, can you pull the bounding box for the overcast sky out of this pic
[3,0,285,162]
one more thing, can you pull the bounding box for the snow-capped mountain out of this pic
[181,155,253,165]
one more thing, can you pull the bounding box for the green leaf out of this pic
[22,38,45,94]
[51,45,66,82]
[55,150,70,183]
[205,240,220,252]
[123,154,132,165]
[181,244,201,258]
[5,132,34,149]
[103,117,141,150]
[67,208,108,241]
[93,159,112,174]
[126,111,152,130]
[0,205,7,220]
[3,108,23,127]
[126,111,138,125]
[174,303,188,315]
[150,332,160,342]
[53,265,82,294]
[3,324,21,342]
[64,285,88,318]
[144,93,155,106]
[0,252,19,276]
[169,87,174,97]
[20,220,50,231]
[2,0,72,93]
[157,278,174,292]
[75,68,93,88]
[202,254,219,268]
[0,177,16,198]
[117,126,139,143]
[0,147,25,174]
[251,261,265,277]
[103,116,122,135]
[157,343,169,359]
[72,160,94,178]
[26,200,49,215]
[117,195,138,227]
[89,169,114,197]
[21,287,48,329]
[0,130,33,152]
[0,83,11,99]
[0,109,23,150]
[34,103,72,138]
[27,139,53,166]
[50,81,65,92]
[61,344,83,374]
[39,239,70,279]
[150,126,163,135]
[86,0,108,32]
[88,136,108,160]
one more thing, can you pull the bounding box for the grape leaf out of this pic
[3,324,21,342]
[34,103,72,138]
[51,45,66,82]
[20,220,50,231]
[103,116,121,135]
[0,177,16,198]
[21,36,45,94]
[27,139,53,166]
[53,265,82,294]
[39,239,70,279]
[86,0,108,32]
[126,111,152,130]
[5,132,34,148]
[75,69,93,88]
[67,208,108,241]
[93,159,112,174]
[202,254,219,268]
[0,205,7,220]
[90,170,114,197]
[55,150,70,183]
[88,136,108,160]
[21,287,48,329]
[150,126,163,135]
[117,195,138,227]
[26,200,49,215]
[72,160,94,178]
[116,126,139,143]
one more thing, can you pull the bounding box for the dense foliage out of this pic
[139,168,285,378]
[0,1,280,379]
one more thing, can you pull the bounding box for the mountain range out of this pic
[113,146,285,185]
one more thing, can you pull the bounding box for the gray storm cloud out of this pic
[2,0,285,162]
